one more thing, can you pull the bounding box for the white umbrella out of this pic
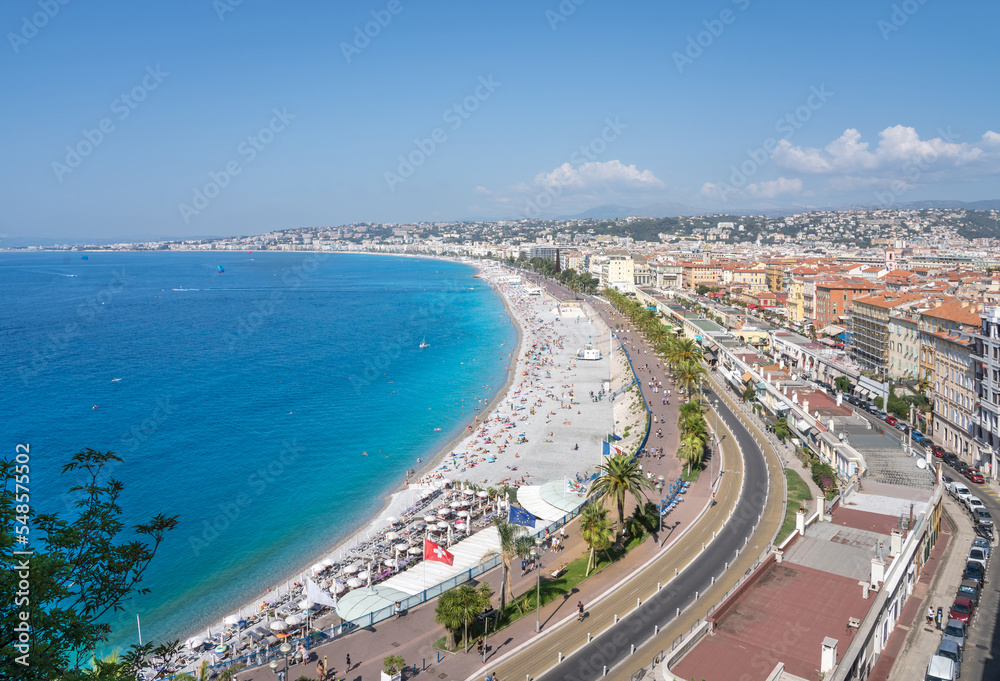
[394,542,408,552]
[457,510,469,518]
[386,515,397,524]
[463,488,475,496]
[385,558,397,567]
[477,491,488,498]
[455,521,466,529]
[386,531,399,541]
[438,508,452,516]
[284,614,304,626]
[346,578,364,589]
[311,563,325,574]
[407,546,422,554]
[331,582,346,594]
[224,615,240,626]
[356,571,369,581]
[450,501,462,508]
[323,558,335,567]
[436,521,450,530]
[423,515,437,523]
[297,599,315,611]
[186,637,205,649]
[343,564,359,575]
[268,621,287,632]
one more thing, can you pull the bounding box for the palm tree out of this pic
[679,432,707,474]
[679,410,707,440]
[490,516,526,614]
[579,504,615,576]
[589,452,654,534]
[665,338,702,372]
[675,360,707,402]
[435,582,493,651]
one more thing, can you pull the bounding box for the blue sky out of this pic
[2,0,999,241]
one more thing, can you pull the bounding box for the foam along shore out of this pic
[170,264,613,674]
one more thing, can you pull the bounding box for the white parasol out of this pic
[407,546,422,554]
[346,578,364,589]
[477,491,488,498]
[394,542,408,552]
[385,558,397,567]
[386,531,399,541]
[450,501,462,508]
[268,621,287,632]
[436,521,450,530]
[224,615,240,626]
[322,558,336,567]
[284,614,304,626]
[356,571,369,581]
[331,582,346,594]
[385,515,397,524]
[423,515,437,523]
[186,637,205,650]
[343,564,359,575]
[456,510,469,518]
[311,563,325,574]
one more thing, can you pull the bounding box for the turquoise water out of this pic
[0,251,516,653]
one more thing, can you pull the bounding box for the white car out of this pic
[948,482,972,504]
[968,547,989,571]
[967,496,986,514]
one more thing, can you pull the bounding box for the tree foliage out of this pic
[589,453,653,536]
[1,449,179,681]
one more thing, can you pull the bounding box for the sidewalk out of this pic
[876,497,969,680]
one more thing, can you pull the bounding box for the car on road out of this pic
[884,415,898,425]
[943,453,959,467]
[972,536,991,558]
[912,433,928,445]
[948,481,972,504]
[912,429,926,439]
[926,654,958,681]
[975,508,993,530]
[968,547,989,571]
[936,639,963,676]
[949,596,976,624]
[958,578,981,606]
[964,468,985,484]
[895,422,909,433]
[930,444,945,457]
[963,560,985,586]
[942,619,967,650]
[966,496,985,514]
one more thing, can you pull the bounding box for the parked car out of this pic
[963,560,985,586]
[975,508,993,529]
[942,619,967,650]
[884,415,898,425]
[948,482,972,504]
[930,444,945,457]
[926,654,958,681]
[949,596,976,624]
[936,639,963,675]
[964,468,985,484]
[972,536,991,558]
[895,422,910,433]
[968,547,989,571]
[913,433,928,445]
[958,578,981,606]
[943,453,959,466]
[966,496,986,514]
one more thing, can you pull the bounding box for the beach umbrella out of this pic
[331,582,346,594]
[386,515,397,524]
[284,614,304,626]
[407,546,422,555]
[343,564,359,575]
[346,578,364,589]
[394,542,408,552]
[463,488,475,496]
[186,637,205,650]
[356,571,369,581]
[268,621,287,632]
[224,615,240,626]
[386,531,399,541]
[436,521,450,530]
[322,558,336,567]
[450,501,462,508]
[385,558,397,567]
[311,563,325,574]
[423,515,436,523]
[477,491,488,498]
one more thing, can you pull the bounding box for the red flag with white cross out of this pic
[423,538,454,566]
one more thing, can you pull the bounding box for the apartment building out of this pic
[974,306,1000,479]
[850,292,925,379]
[814,278,879,328]
[928,329,976,460]
[681,261,722,291]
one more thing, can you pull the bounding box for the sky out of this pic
[2,0,999,242]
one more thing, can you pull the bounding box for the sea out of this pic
[0,251,517,655]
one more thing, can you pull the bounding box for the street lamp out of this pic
[532,535,544,632]
[712,399,720,484]
[269,660,278,677]
[279,642,292,677]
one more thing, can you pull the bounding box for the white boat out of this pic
[419,339,429,349]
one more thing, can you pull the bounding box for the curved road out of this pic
[507,270,779,681]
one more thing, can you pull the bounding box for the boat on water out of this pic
[575,341,602,361]
[419,339,429,349]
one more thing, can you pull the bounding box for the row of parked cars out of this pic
[927,535,991,679]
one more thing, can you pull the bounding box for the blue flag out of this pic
[508,505,536,528]
[602,440,611,456]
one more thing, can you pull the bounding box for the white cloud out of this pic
[772,125,1000,176]
[746,177,802,198]
[477,159,666,217]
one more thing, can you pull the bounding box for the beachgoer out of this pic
[316,660,325,680]
[346,653,351,670]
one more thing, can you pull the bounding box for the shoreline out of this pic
[180,258,526,647]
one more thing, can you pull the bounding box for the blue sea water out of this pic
[0,251,516,654]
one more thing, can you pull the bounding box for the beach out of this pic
[178,261,616,657]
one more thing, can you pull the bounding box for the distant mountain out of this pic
[847,199,1000,211]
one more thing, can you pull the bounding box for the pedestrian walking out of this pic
[316,660,325,680]
[477,636,485,658]
[346,653,351,670]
